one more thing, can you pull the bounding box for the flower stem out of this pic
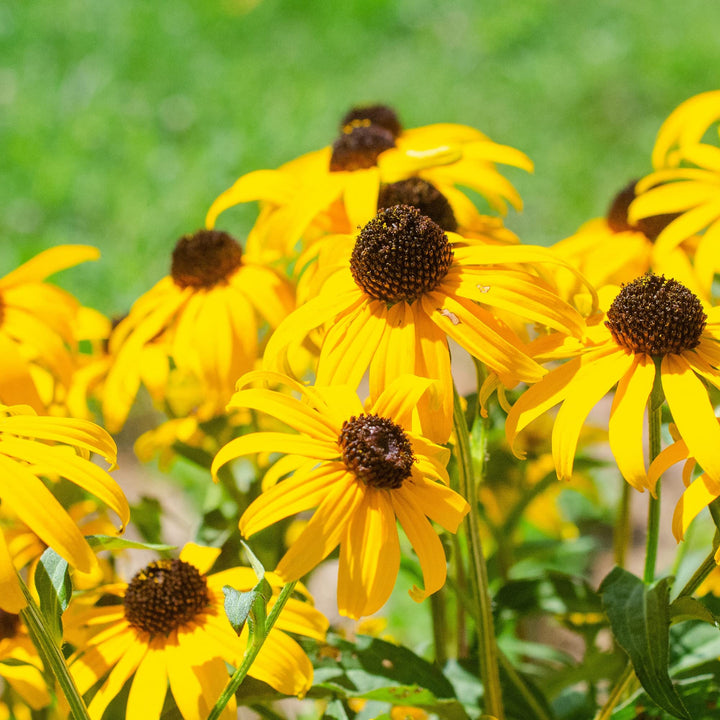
[430,586,448,666]
[644,370,664,584]
[208,580,297,720]
[453,384,504,720]
[18,576,91,720]
[593,662,635,720]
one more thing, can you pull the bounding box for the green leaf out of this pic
[85,535,175,552]
[241,540,266,582]
[223,577,272,636]
[34,548,71,644]
[599,567,690,720]
[321,699,351,720]
[130,496,163,544]
[669,596,718,626]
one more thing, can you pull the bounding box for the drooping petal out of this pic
[608,355,656,491]
[399,476,469,532]
[552,349,634,481]
[337,488,400,619]
[647,439,689,497]
[0,245,100,288]
[275,476,365,581]
[672,474,720,541]
[249,629,314,697]
[662,353,720,483]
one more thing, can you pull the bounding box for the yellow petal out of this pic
[647,439,689,497]
[552,349,634,481]
[343,167,381,228]
[672,474,720,541]
[661,353,720,484]
[125,637,168,720]
[0,333,43,411]
[272,597,329,641]
[337,488,400,619]
[400,475,469,532]
[0,245,99,288]
[0,530,26,612]
[179,543,222,575]
[371,375,434,431]
[250,629,314,697]
[608,355,656,491]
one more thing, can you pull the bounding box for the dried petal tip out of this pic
[378,178,458,232]
[171,229,243,289]
[607,180,679,241]
[340,104,402,138]
[339,413,414,489]
[124,559,210,636]
[351,205,453,304]
[605,274,706,356]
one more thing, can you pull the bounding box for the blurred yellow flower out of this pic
[68,543,328,719]
[212,372,469,619]
[0,405,126,612]
[102,229,294,432]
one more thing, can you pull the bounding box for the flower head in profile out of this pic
[265,204,588,442]
[506,273,720,491]
[68,543,328,720]
[553,180,701,299]
[0,245,101,413]
[0,404,127,613]
[212,371,470,619]
[102,229,294,432]
[205,104,532,262]
[629,91,720,295]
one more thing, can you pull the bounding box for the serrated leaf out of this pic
[669,596,718,626]
[85,535,175,552]
[34,548,71,644]
[599,567,690,720]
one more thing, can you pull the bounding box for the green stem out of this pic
[643,373,664,584]
[18,576,91,720]
[498,651,552,720]
[675,549,717,599]
[593,662,635,720]
[614,480,632,569]
[453,384,504,720]
[452,534,469,659]
[208,581,297,720]
[430,587,448,666]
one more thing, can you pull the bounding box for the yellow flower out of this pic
[553,179,702,299]
[206,104,532,263]
[68,543,328,720]
[102,229,294,432]
[0,610,51,712]
[212,372,470,619]
[265,205,588,442]
[0,405,127,613]
[506,274,720,491]
[0,245,100,413]
[629,92,720,295]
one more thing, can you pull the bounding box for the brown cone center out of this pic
[171,229,243,289]
[330,125,396,172]
[606,180,680,241]
[378,178,458,232]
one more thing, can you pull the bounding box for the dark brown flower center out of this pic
[340,104,402,138]
[605,274,706,355]
[123,559,210,636]
[378,178,458,232]
[339,414,415,489]
[0,609,20,640]
[329,125,396,172]
[351,205,454,304]
[606,180,680,241]
[171,229,243,289]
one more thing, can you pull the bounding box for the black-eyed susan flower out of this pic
[0,404,127,613]
[0,610,51,713]
[212,371,470,619]
[205,105,532,263]
[0,245,100,413]
[506,274,720,492]
[265,204,588,442]
[101,229,294,433]
[68,543,328,720]
[629,92,720,294]
[553,180,701,299]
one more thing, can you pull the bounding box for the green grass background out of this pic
[3,0,720,315]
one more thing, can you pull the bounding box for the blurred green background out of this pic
[3,0,720,315]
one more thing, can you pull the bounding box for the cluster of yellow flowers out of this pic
[4,92,720,719]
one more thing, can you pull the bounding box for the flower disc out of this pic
[330,125,396,172]
[339,104,402,138]
[378,178,458,232]
[171,229,243,289]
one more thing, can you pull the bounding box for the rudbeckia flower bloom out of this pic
[0,610,51,713]
[0,245,100,413]
[205,104,532,262]
[68,543,328,720]
[101,229,294,432]
[265,204,588,442]
[553,180,701,299]
[0,404,127,613]
[629,92,720,294]
[212,371,471,619]
[506,273,720,492]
